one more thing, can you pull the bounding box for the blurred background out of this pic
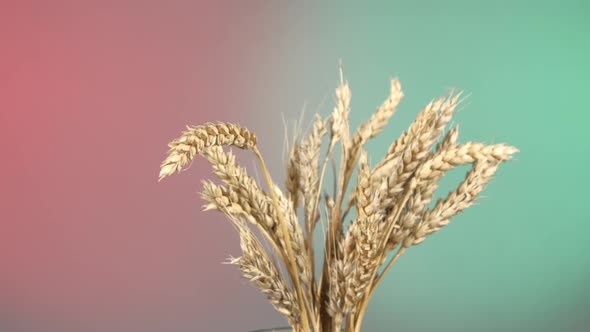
[1,1,589,331]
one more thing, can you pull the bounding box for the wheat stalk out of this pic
[158,66,518,332]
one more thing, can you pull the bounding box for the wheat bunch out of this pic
[158,65,518,332]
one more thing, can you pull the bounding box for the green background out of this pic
[261,1,590,331]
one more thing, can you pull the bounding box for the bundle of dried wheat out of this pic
[159,66,518,332]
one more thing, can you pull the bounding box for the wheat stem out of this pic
[252,147,314,332]
[371,246,406,295]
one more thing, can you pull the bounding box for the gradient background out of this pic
[1,1,589,331]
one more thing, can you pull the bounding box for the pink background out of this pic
[1,1,313,331]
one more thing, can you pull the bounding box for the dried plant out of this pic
[158,65,518,332]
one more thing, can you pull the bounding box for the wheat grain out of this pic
[286,142,302,209]
[355,151,373,219]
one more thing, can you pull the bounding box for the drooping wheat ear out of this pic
[201,147,312,284]
[366,141,519,311]
[200,146,314,330]
[298,114,328,237]
[388,126,460,250]
[202,181,299,296]
[390,142,517,247]
[403,160,500,248]
[344,79,403,188]
[227,219,301,327]
[159,123,257,181]
[201,182,313,329]
[394,142,518,249]
[412,142,518,181]
[200,179,294,283]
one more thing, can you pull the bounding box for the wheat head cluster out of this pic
[158,68,518,332]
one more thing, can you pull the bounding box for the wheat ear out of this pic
[377,93,462,212]
[326,233,358,332]
[387,125,460,250]
[351,151,387,305]
[343,79,404,193]
[286,141,302,209]
[298,114,328,240]
[319,64,352,332]
[228,218,301,327]
[160,123,312,332]
[370,142,518,299]
[159,123,257,181]
[253,146,314,332]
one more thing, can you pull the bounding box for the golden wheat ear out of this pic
[227,216,302,327]
[159,122,313,331]
[399,142,518,247]
[344,78,404,184]
[297,114,328,236]
[158,122,257,181]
